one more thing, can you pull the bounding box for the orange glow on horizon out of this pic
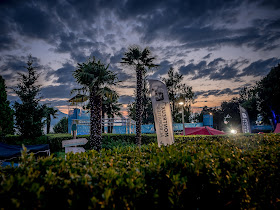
[55,106,70,115]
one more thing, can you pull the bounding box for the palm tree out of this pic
[69,87,122,134]
[121,46,158,146]
[102,89,122,133]
[73,57,118,151]
[43,105,58,134]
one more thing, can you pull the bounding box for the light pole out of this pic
[179,101,185,135]
[209,112,213,128]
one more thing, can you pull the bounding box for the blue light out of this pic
[271,109,278,125]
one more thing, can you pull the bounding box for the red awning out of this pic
[182,126,225,135]
[274,123,280,133]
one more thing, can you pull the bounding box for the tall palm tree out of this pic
[121,46,158,146]
[43,105,58,134]
[73,57,118,151]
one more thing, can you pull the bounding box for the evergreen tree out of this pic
[256,64,280,126]
[13,55,45,139]
[0,75,14,136]
[162,67,194,123]
[53,117,68,133]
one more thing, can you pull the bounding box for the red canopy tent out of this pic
[181,126,225,135]
[274,123,280,133]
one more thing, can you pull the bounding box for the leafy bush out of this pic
[0,134,279,209]
[53,117,68,133]
[0,135,48,145]
[0,133,157,153]
[47,133,157,153]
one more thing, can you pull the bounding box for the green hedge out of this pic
[0,135,48,145]
[1,133,275,153]
[0,134,280,209]
[0,133,158,153]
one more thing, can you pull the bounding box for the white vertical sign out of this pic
[239,105,251,133]
[148,79,174,147]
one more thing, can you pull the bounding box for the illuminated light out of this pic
[231,130,237,134]
[178,102,184,105]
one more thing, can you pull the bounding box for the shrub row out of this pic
[0,133,158,153]
[0,134,280,209]
[47,133,157,152]
[0,135,48,145]
[1,133,277,153]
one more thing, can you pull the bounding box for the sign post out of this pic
[239,105,251,133]
[62,138,88,154]
[148,79,174,147]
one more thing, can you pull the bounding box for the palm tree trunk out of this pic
[47,115,51,134]
[102,111,105,133]
[136,67,143,146]
[90,90,102,151]
[110,116,114,133]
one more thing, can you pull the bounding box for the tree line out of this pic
[0,48,279,151]
[0,56,58,138]
[195,64,280,132]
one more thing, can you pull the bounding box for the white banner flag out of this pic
[148,79,174,147]
[239,105,251,133]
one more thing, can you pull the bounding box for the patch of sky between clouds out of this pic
[18,39,71,68]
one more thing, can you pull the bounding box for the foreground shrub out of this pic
[0,134,280,209]
[47,133,157,152]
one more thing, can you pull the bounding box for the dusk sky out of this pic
[1,0,280,116]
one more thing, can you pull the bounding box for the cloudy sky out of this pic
[1,0,280,115]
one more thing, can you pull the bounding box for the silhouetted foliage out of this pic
[128,77,154,125]
[53,117,68,133]
[73,57,118,151]
[256,64,280,126]
[13,55,45,139]
[162,67,194,123]
[121,46,158,146]
[0,75,14,136]
[43,105,58,134]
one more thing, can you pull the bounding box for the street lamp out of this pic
[179,101,185,135]
[209,112,213,127]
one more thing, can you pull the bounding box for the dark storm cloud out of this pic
[238,58,280,77]
[115,69,133,82]
[203,53,212,59]
[116,0,280,51]
[41,99,69,107]
[1,0,280,109]
[178,58,257,81]
[0,1,62,48]
[1,0,279,57]
[208,58,226,67]
[151,60,172,78]
[110,48,126,64]
[0,17,18,51]
[0,55,41,82]
[51,62,76,84]
[179,60,209,78]
[195,88,240,98]
[41,85,73,99]
[119,0,239,35]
